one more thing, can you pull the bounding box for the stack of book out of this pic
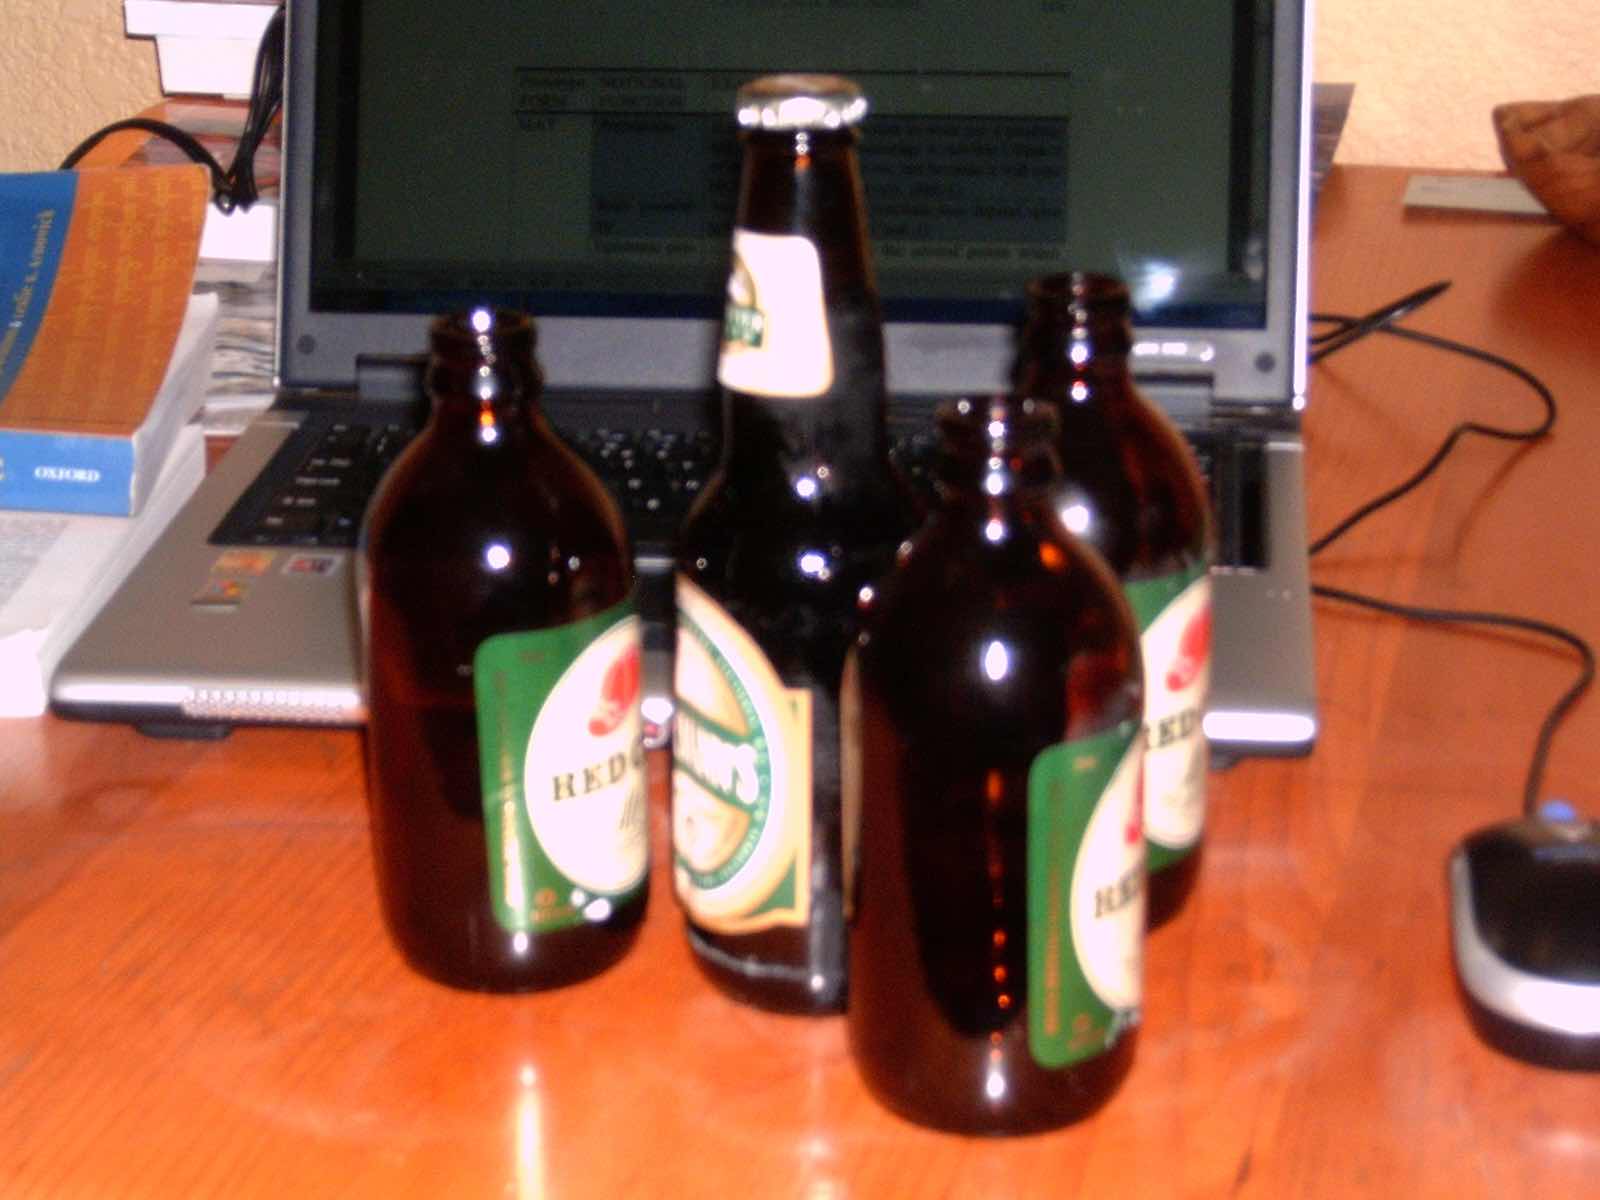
[0,164,219,717]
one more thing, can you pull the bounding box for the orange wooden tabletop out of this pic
[4,166,1599,1199]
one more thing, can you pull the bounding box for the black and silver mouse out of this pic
[1448,802,1600,1069]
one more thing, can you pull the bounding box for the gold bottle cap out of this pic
[736,74,868,131]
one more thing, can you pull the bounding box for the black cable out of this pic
[1312,585,1594,818]
[1308,283,1591,817]
[1308,291,1556,557]
[1309,279,1451,364]
[57,5,285,214]
[58,116,231,191]
[218,3,286,213]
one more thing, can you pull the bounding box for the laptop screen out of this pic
[280,0,1307,405]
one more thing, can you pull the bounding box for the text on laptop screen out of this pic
[311,0,1272,330]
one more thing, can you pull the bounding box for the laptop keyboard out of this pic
[211,405,1266,569]
[210,418,414,549]
[568,426,718,550]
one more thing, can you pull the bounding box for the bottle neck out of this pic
[934,397,1063,507]
[424,310,545,444]
[722,384,892,486]
[719,125,891,481]
[735,127,876,293]
[1013,271,1139,405]
[724,279,891,447]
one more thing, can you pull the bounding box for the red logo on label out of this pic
[1165,606,1212,692]
[588,643,641,736]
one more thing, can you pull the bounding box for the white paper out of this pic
[0,423,206,717]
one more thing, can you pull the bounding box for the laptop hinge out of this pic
[355,354,426,401]
[1141,375,1215,425]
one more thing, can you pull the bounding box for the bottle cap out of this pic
[736,74,868,130]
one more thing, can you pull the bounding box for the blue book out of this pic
[0,166,214,516]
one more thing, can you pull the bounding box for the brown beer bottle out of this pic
[846,396,1145,1134]
[1014,272,1215,927]
[671,75,915,1013]
[361,308,648,992]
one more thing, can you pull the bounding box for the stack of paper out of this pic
[0,422,206,717]
[124,0,281,100]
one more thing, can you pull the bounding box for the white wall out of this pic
[1315,0,1598,169]
[0,0,161,173]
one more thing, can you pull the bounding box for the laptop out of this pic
[52,0,1318,757]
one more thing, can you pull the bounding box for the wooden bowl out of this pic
[1493,95,1600,246]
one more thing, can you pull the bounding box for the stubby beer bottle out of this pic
[1014,272,1215,926]
[361,308,648,991]
[846,396,1146,1134]
[671,75,914,1013]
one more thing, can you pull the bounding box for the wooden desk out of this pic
[4,166,1598,1198]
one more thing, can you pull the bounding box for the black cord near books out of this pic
[57,4,285,214]
[1307,283,1592,816]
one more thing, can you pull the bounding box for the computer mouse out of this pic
[1448,804,1600,1069]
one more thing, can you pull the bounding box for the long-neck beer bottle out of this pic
[1014,273,1215,926]
[671,75,914,1013]
[361,309,648,991]
[847,397,1145,1134]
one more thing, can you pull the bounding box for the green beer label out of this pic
[1124,564,1212,869]
[1028,720,1144,1069]
[671,576,812,933]
[473,598,648,934]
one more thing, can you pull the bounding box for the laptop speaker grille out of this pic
[181,687,363,725]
